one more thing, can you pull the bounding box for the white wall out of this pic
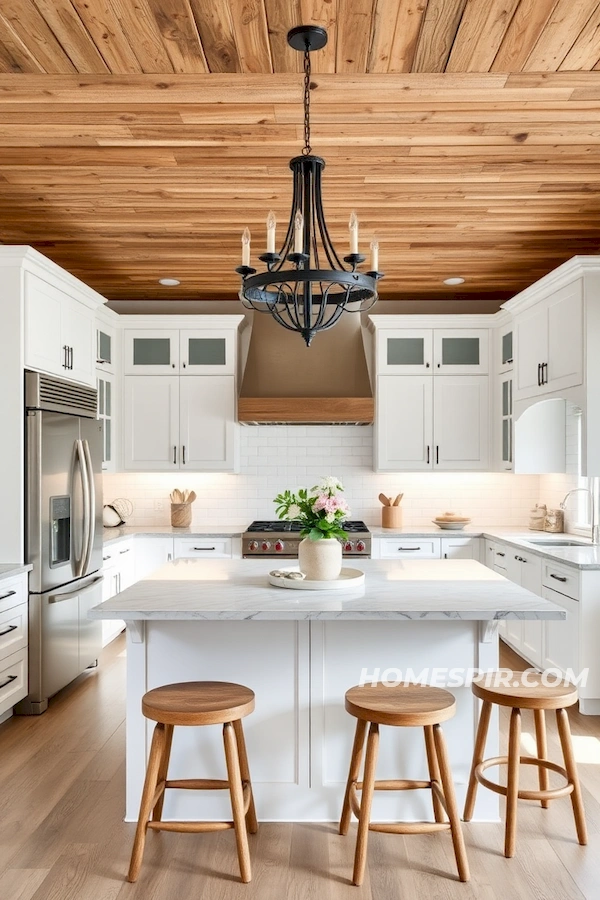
[104,425,540,530]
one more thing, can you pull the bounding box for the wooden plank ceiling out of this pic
[1,1,600,304]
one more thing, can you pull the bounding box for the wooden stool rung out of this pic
[147,820,234,833]
[165,778,230,791]
[475,755,574,802]
[370,821,451,835]
[356,778,432,792]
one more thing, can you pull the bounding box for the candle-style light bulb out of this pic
[294,210,304,254]
[266,210,276,254]
[241,227,251,267]
[370,238,379,272]
[349,211,359,254]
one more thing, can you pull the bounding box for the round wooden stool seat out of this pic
[142,681,255,726]
[345,682,456,727]
[471,671,578,710]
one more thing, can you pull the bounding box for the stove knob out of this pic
[356,540,366,552]
[275,540,284,552]
[261,541,271,552]
[344,541,354,552]
[249,541,259,551]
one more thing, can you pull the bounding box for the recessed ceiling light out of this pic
[158,277,180,286]
[443,277,465,286]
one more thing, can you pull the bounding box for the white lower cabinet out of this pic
[376,375,488,471]
[134,538,174,581]
[124,375,238,472]
[0,573,29,716]
[173,538,232,559]
[440,537,481,560]
[378,538,440,559]
[101,539,135,647]
[541,587,579,676]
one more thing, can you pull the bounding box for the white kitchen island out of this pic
[90,558,565,824]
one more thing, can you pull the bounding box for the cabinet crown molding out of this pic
[0,245,107,311]
[368,313,496,330]
[117,314,245,330]
[502,256,600,315]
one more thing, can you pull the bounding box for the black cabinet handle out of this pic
[0,590,16,602]
[63,345,69,369]
[426,445,430,464]
[182,445,186,465]
[425,362,430,368]
[436,445,439,465]
[0,674,17,690]
[119,548,130,555]
[496,551,505,557]
[398,547,421,551]
[542,362,548,385]
[193,547,216,551]
[102,555,110,561]
[550,573,567,583]
[537,363,542,386]
[173,445,177,465]
[0,624,18,637]
[183,362,187,368]
[68,346,73,370]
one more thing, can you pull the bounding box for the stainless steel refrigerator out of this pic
[16,371,103,715]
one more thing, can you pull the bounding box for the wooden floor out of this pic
[1,637,599,899]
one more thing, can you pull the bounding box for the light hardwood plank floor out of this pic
[0,636,599,899]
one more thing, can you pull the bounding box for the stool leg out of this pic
[556,707,588,846]
[152,723,174,822]
[223,721,252,883]
[352,722,379,887]
[424,724,446,824]
[505,707,521,858]
[340,717,368,835]
[463,699,492,822]
[127,722,166,883]
[233,718,258,834]
[433,724,470,883]
[533,709,550,810]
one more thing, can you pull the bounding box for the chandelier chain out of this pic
[302,48,311,155]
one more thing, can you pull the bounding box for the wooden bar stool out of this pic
[339,682,469,886]
[127,681,258,884]
[464,671,587,857]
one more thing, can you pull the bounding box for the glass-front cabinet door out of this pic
[433,329,489,374]
[377,329,433,374]
[124,330,180,375]
[500,375,513,471]
[97,373,114,471]
[180,329,235,375]
[498,324,513,373]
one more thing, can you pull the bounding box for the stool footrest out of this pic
[165,778,230,790]
[370,822,451,835]
[475,755,573,802]
[147,820,234,833]
[356,779,432,792]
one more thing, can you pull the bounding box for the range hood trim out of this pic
[238,396,374,425]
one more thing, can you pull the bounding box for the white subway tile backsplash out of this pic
[104,425,541,530]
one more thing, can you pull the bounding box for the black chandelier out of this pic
[235,25,383,347]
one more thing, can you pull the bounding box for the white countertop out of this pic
[103,525,245,545]
[0,563,32,580]
[90,558,565,622]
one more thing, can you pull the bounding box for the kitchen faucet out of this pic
[560,480,600,544]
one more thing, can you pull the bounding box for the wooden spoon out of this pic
[378,493,391,506]
[187,491,197,503]
[393,493,403,506]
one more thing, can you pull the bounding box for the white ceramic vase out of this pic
[298,537,342,581]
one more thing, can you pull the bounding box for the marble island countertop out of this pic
[90,558,565,622]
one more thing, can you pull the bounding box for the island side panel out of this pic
[125,619,310,822]
[311,620,499,822]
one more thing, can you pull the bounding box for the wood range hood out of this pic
[238,314,373,425]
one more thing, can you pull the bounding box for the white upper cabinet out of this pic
[124,329,180,375]
[376,376,433,471]
[24,272,95,386]
[179,376,237,470]
[376,374,488,471]
[180,330,235,375]
[377,327,488,375]
[514,278,583,400]
[498,323,514,373]
[433,376,489,470]
[96,323,116,373]
[123,376,179,471]
[432,329,489,374]
[377,329,433,374]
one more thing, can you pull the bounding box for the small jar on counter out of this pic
[529,504,547,531]
[544,509,564,533]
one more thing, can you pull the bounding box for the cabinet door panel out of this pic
[123,376,179,470]
[542,587,579,676]
[124,330,179,374]
[377,329,433,374]
[62,297,94,385]
[433,376,489,470]
[546,280,583,392]
[24,272,63,376]
[519,553,543,667]
[433,329,489,374]
[179,375,238,471]
[515,306,548,398]
[180,330,235,374]
[441,538,480,560]
[375,376,433,471]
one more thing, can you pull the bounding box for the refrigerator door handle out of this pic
[81,439,96,575]
[74,439,91,578]
[48,575,104,604]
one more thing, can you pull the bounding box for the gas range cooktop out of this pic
[242,520,371,558]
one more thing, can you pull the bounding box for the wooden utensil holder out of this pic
[171,502,192,527]
[381,506,403,529]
